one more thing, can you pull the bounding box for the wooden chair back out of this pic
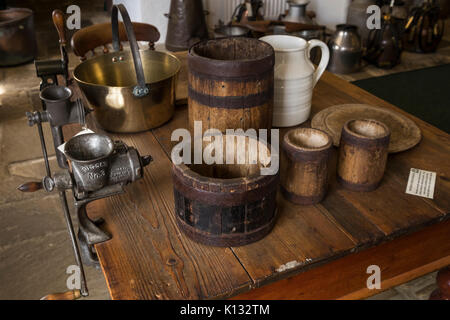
[71,22,160,61]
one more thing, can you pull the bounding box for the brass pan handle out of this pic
[111,4,149,98]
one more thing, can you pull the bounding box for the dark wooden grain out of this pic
[66,52,450,299]
[231,194,356,284]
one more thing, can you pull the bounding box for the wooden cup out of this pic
[281,128,333,205]
[337,119,391,192]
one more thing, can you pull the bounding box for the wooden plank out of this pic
[231,219,450,300]
[333,169,444,236]
[231,194,356,285]
[152,104,189,157]
[317,191,385,245]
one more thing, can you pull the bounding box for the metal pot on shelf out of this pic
[276,1,325,63]
[282,1,314,24]
[327,24,363,74]
[0,7,37,66]
[214,24,251,38]
[73,4,181,133]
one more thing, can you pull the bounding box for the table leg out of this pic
[429,266,450,300]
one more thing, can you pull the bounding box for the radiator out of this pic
[264,0,288,19]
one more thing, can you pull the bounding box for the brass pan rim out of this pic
[73,49,181,90]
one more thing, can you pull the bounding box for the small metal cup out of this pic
[64,133,115,192]
[40,85,72,125]
[281,128,333,205]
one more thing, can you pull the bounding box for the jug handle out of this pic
[111,4,149,98]
[307,39,330,88]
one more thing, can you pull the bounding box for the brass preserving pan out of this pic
[73,4,181,133]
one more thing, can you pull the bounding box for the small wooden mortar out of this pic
[281,128,333,205]
[337,119,391,192]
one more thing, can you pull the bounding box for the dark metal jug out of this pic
[366,14,403,68]
[165,0,209,52]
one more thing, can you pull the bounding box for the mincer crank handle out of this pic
[17,181,43,192]
[52,9,67,45]
[41,290,81,300]
[19,115,52,191]
[52,9,70,86]
[36,120,52,178]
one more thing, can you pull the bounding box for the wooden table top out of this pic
[71,52,450,300]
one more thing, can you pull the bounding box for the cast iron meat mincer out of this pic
[17,9,152,300]
[19,87,152,298]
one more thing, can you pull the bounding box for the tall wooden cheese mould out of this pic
[187,38,275,135]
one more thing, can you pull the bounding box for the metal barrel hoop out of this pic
[111,4,149,97]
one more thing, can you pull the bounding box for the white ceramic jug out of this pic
[259,35,329,127]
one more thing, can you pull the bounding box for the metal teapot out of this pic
[282,1,314,24]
